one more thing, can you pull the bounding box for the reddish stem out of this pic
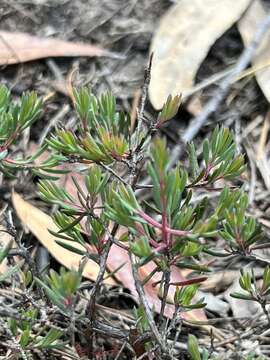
[138,210,189,237]
[152,276,207,288]
[0,125,21,152]
[168,276,207,287]
[203,163,213,180]
[138,210,162,229]
[167,228,189,236]
[135,223,160,248]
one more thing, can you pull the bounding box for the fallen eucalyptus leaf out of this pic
[0,31,108,66]
[149,0,251,109]
[238,0,270,102]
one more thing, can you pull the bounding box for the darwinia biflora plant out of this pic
[0,80,268,358]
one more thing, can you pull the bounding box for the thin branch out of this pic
[86,223,119,355]
[38,104,70,146]
[98,162,129,185]
[159,269,171,322]
[130,253,168,356]
[130,54,154,185]
[135,53,153,149]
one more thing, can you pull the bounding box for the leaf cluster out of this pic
[47,88,131,164]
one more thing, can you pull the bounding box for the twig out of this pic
[114,341,127,360]
[0,306,21,320]
[214,319,268,349]
[130,54,153,184]
[38,104,70,145]
[135,53,153,149]
[260,301,270,327]
[5,210,45,299]
[130,253,168,356]
[86,223,119,355]
[98,162,129,185]
[169,10,270,168]
[46,59,65,83]
[91,319,129,340]
[159,269,171,322]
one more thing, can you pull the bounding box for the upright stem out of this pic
[86,223,119,357]
[159,268,171,322]
[260,300,270,327]
[130,253,169,356]
[130,55,153,185]
[134,54,153,149]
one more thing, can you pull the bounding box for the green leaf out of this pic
[73,87,98,129]
[20,329,30,348]
[0,85,10,112]
[230,292,253,301]
[179,242,203,257]
[8,318,17,336]
[34,277,67,314]
[0,264,19,282]
[55,240,86,256]
[99,91,116,121]
[203,138,210,166]
[157,94,181,127]
[187,142,200,179]
[130,237,152,258]
[34,328,63,349]
[0,238,13,264]
[0,150,8,160]
[188,334,201,360]
[262,267,270,292]
[239,271,252,291]
[174,284,199,307]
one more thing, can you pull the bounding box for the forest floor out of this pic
[1,0,270,359]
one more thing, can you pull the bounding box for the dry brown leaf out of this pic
[149,0,251,109]
[0,31,107,65]
[238,0,270,103]
[186,96,204,116]
[12,192,115,285]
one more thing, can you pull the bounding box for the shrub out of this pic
[0,80,268,359]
